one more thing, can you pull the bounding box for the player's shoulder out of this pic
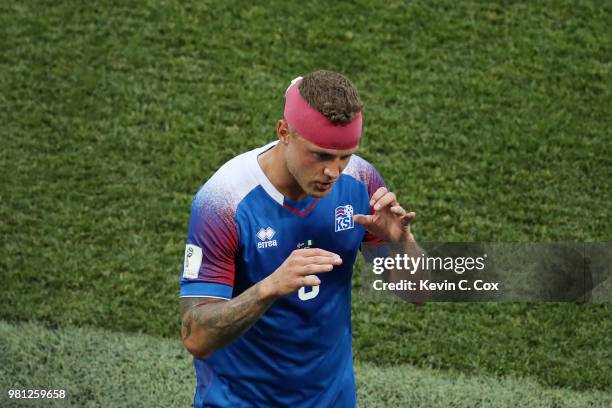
[192,142,275,214]
[342,154,385,190]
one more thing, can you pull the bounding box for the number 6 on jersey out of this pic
[298,276,320,301]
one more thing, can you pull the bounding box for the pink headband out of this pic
[284,77,362,150]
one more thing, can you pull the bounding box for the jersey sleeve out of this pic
[180,187,238,299]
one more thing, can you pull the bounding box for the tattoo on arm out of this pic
[180,282,273,353]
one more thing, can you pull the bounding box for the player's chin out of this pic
[311,192,330,198]
[310,185,334,198]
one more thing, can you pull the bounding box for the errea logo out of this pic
[257,227,278,249]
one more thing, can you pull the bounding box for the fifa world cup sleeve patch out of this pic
[183,244,203,279]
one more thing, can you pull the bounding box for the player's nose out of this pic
[324,166,340,180]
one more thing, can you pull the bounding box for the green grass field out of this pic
[1,0,610,406]
[2,321,611,407]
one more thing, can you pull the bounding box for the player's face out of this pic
[285,131,357,198]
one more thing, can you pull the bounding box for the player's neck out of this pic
[258,144,308,201]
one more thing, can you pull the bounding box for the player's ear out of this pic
[277,119,291,145]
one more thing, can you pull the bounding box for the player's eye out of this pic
[313,152,332,161]
[312,152,352,162]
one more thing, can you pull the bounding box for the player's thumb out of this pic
[353,214,373,226]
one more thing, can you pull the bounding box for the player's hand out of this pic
[262,248,342,298]
[353,187,416,243]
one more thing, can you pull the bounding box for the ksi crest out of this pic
[335,205,354,232]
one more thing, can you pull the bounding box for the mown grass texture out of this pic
[1,322,610,407]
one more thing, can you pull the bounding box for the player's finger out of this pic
[302,275,321,286]
[298,248,339,259]
[301,263,335,275]
[295,255,340,267]
[401,212,416,225]
[373,192,397,211]
[353,214,374,226]
[390,205,406,216]
[308,256,343,265]
[369,187,388,206]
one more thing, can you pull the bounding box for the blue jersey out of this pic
[180,142,385,408]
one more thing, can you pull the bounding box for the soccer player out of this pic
[180,70,419,407]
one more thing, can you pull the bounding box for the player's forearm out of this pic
[181,281,277,359]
